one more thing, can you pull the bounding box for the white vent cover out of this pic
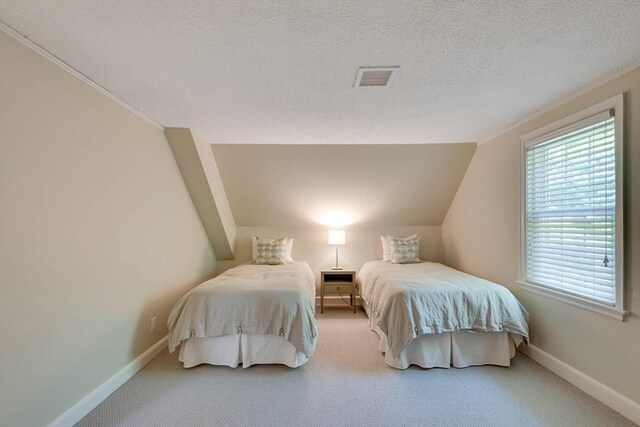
[354,66,399,88]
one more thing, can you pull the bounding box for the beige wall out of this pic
[0,32,217,427]
[211,143,476,227]
[217,226,442,287]
[442,67,640,403]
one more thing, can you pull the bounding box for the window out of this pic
[519,95,625,320]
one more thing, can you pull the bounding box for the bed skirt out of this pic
[363,300,523,369]
[178,334,314,368]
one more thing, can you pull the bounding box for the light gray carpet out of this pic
[78,308,635,427]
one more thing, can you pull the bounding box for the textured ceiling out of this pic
[211,144,476,226]
[1,1,639,144]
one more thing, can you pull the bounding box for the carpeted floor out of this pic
[77,308,635,427]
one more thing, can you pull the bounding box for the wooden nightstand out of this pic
[320,269,357,314]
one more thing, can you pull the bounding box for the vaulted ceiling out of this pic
[1,1,638,145]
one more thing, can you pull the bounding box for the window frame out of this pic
[518,94,626,320]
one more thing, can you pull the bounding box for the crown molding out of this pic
[0,21,164,130]
[479,60,640,144]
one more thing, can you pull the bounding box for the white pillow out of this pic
[380,235,391,262]
[252,236,294,262]
[252,236,258,260]
[284,237,294,262]
[381,234,417,262]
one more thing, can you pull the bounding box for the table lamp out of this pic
[328,230,346,270]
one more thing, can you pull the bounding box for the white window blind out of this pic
[524,109,618,306]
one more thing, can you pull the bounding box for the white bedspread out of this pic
[358,261,529,356]
[168,261,317,357]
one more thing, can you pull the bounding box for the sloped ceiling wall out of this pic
[211,144,476,227]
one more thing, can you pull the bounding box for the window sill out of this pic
[517,281,627,321]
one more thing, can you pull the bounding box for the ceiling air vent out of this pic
[354,66,399,88]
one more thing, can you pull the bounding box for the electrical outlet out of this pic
[150,316,157,332]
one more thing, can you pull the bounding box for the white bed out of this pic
[358,261,529,369]
[168,261,317,368]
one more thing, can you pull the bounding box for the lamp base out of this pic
[331,266,343,270]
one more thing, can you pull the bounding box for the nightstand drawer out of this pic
[323,283,353,294]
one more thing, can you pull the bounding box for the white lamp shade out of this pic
[328,230,346,245]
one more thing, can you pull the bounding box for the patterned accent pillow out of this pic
[381,234,417,262]
[252,236,294,262]
[388,235,421,264]
[255,237,288,265]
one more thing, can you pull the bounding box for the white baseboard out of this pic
[519,344,640,424]
[47,336,168,427]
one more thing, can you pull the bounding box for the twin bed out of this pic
[358,260,528,369]
[167,236,529,370]
[168,261,317,368]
